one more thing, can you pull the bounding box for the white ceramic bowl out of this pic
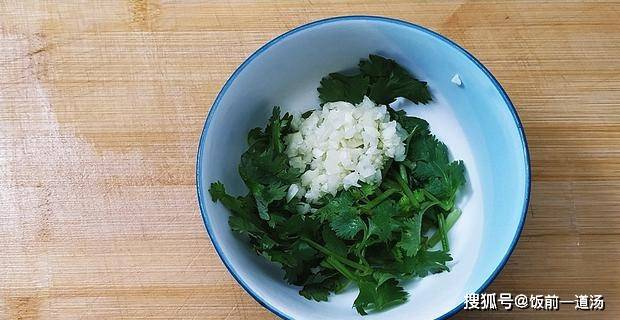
[197,16,530,320]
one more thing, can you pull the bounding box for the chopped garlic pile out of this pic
[285,96,407,202]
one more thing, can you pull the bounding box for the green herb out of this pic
[318,54,432,105]
[236,107,302,221]
[209,55,465,315]
[318,73,369,105]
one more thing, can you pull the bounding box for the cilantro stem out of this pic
[399,164,408,182]
[438,213,449,252]
[270,120,282,154]
[360,188,398,211]
[324,257,358,282]
[422,189,452,211]
[420,201,440,215]
[301,237,371,274]
[427,208,461,248]
[381,179,401,191]
[394,173,418,209]
[404,125,419,157]
[401,159,416,171]
[381,158,394,181]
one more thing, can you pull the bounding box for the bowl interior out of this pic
[197,17,528,320]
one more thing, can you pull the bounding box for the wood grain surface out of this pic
[1,1,619,319]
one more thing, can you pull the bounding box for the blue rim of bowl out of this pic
[196,15,531,320]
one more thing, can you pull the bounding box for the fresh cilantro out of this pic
[354,277,409,315]
[367,64,432,105]
[358,54,396,77]
[397,250,453,278]
[318,73,369,104]
[318,54,432,106]
[329,209,365,240]
[368,200,400,242]
[397,201,439,257]
[299,271,347,302]
[397,217,423,257]
[209,55,466,315]
[235,107,301,220]
[313,191,356,222]
[388,108,429,135]
[409,134,466,209]
[322,227,349,257]
[299,283,331,302]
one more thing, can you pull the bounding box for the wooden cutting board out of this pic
[1,1,619,319]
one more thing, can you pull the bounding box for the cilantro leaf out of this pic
[368,65,431,105]
[360,54,432,105]
[388,108,429,135]
[228,215,262,237]
[261,249,296,267]
[322,227,349,257]
[318,73,369,104]
[397,250,453,278]
[282,263,313,286]
[414,250,452,277]
[238,107,301,220]
[358,54,397,77]
[252,183,288,220]
[354,277,409,315]
[368,200,400,242]
[275,240,321,286]
[313,191,356,222]
[247,127,264,146]
[397,216,423,257]
[289,239,319,261]
[329,209,365,240]
[409,134,466,206]
[299,283,331,302]
[349,182,379,201]
[277,214,319,239]
[226,215,278,252]
[372,271,397,286]
[318,54,431,106]
[299,271,347,302]
[208,182,254,217]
